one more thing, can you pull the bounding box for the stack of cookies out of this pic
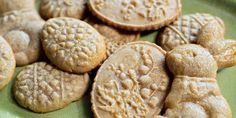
[0,0,235,117]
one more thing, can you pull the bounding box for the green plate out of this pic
[0,0,236,118]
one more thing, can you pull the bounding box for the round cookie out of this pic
[92,41,170,118]
[0,10,45,66]
[14,62,90,113]
[157,13,224,51]
[40,0,87,20]
[0,36,15,90]
[85,16,140,56]
[41,17,106,73]
[87,0,181,31]
[0,0,35,14]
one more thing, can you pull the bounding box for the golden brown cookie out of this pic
[197,21,236,69]
[85,16,140,56]
[164,44,232,118]
[40,0,87,20]
[92,41,170,118]
[0,0,35,14]
[41,17,106,73]
[88,0,181,31]
[0,10,44,66]
[0,36,15,90]
[14,62,90,112]
[157,13,224,51]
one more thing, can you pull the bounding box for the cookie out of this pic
[41,17,106,73]
[164,44,232,118]
[0,0,35,14]
[0,10,45,66]
[14,62,90,112]
[0,36,15,90]
[87,0,181,31]
[157,13,224,51]
[85,16,140,56]
[197,21,236,69]
[92,41,170,118]
[40,0,87,20]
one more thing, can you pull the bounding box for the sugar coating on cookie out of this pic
[92,41,170,118]
[0,10,44,66]
[40,0,87,19]
[0,36,16,90]
[157,13,224,51]
[88,0,181,31]
[14,62,90,113]
[85,16,140,56]
[164,44,232,118]
[41,17,106,73]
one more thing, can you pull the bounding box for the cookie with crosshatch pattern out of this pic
[91,41,170,118]
[157,13,224,51]
[14,62,90,112]
[41,17,106,73]
[40,0,87,20]
[87,0,181,31]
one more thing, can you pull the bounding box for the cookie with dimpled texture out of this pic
[157,13,224,51]
[91,41,170,118]
[40,0,87,20]
[0,36,15,90]
[41,17,106,73]
[0,10,45,66]
[85,16,140,57]
[87,0,181,31]
[14,62,90,112]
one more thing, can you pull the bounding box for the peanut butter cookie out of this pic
[88,0,181,31]
[85,16,140,56]
[41,17,106,73]
[14,62,90,112]
[197,21,236,69]
[0,10,44,66]
[92,41,170,118]
[40,0,87,20]
[0,36,15,90]
[157,13,224,51]
[164,44,232,118]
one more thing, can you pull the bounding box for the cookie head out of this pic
[166,44,217,78]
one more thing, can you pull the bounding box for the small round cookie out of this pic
[85,16,140,56]
[87,0,181,31]
[0,0,35,14]
[92,41,170,118]
[0,36,15,90]
[40,0,87,20]
[157,13,224,51]
[41,17,106,73]
[0,10,45,66]
[14,62,90,113]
